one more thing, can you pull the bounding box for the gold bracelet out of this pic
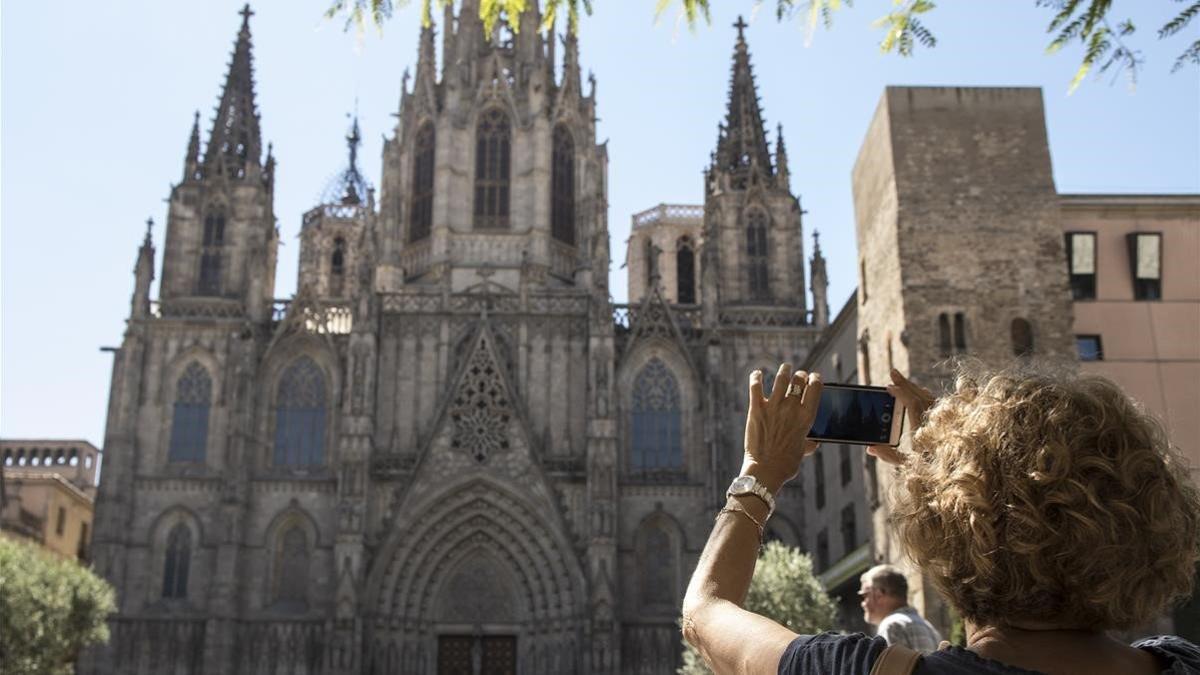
[717,505,764,543]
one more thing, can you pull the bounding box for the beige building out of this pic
[1,440,100,561]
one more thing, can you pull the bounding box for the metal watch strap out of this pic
[727,476,776,516]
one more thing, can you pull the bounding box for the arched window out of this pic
[938,314,952,357]
[199,206,225,296]
[746,210,769,301]
[551,124,575,245]
[273,357,327,467]
[162,523,192,599]
[474,108,510,230]
[638,523,675,608]
[644,238,657,288]
[168,362,212,463]
[1011,318,1034,357]
[272,525,310,612]
[676,238,695,304]
[630,358,682,473]
[954,312,968,353]
[410,122,435,242]
[330,237,346,297]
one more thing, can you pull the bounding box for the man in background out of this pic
[859,564,943,652]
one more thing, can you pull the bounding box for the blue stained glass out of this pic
[168,363,211,463]
[273,357,327,467]
[631,358,682,471]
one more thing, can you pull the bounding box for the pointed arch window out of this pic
[474,108,511,230]
[746,210,770,301]
[630,358,682,473]
[162,523,192,599]
[637,522,676,608]
[273,357,327,467]
[199,206,226,295]
[410,122,435,242]
[330,237,346,297]
[676,238,696,304]
[168,362,212,463]
[551,124,576,245]
[272,525,310,612]
[1011,318,1034,357]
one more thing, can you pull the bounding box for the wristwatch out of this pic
[726,475,775,516]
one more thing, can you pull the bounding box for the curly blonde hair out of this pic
[892,361,1200,629]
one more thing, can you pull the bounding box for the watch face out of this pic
[730,475,755,493]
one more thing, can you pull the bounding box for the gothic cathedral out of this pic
[86,5,828,674]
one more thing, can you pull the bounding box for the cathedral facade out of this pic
[86,5,827,674]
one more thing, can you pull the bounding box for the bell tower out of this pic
[159,4,278,323]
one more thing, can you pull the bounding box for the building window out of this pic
[746,210,770,301]
[330,237,346,297]
[56,506,66,536]
[939,312,968,357]
[78,522,90,561]
[551,124,575,245]
[272,525,310,612]
[839,444,851,486]
[816,529,829,571]
[273,357,327,467]
[676,238,696,304]
[198,207,225,296]
[814,450,826,510]
[860,259,868,304]
[630,358,682,473]
[474,108,511,230]
[1076,335,1104,362]
[410,122,435,242]
[638,522,676,608]
[840,504,857,555]
[162,523,192,599]
[1011,318,1034,357]
[168,362,212,463]
[1066,232,1097,300]
[1128,232,1162,301]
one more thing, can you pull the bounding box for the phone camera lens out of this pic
[881,413,892,423]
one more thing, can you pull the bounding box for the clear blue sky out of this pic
[2,1,1197,446]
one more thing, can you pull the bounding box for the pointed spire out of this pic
[416,14,436,82]
[184,111,201,181]
[131,217,156,319]
[810,229,829,328]
[775,122,790,189]
[442,1,456,78]
[203,4,263,179]
[562,31,582,94]
[714,16,774,189]
[321,113,372,206]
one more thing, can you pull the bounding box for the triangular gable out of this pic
[621,285,693,364]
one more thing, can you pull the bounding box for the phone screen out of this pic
[807,384,900,445]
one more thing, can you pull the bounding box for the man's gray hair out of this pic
[861,564,908,601]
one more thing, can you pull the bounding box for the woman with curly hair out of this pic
[681,362,1200,674]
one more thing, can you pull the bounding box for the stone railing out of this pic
[632,203,704,229]
[380,291,589,316]
[153,298,245,320]
[612,303,703,339]
[719,306,811,328]
[399,239,431,279]
[272,300,353,335]
[105,617,207,674]
[302,203,366,228]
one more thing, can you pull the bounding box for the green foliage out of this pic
[0,537,116,675]
[325,0,1198,92]
[677,541,838,675]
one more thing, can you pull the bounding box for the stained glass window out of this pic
[273,526,309,611]
[639,524,675,607]
[551,125,575,245]
[199,207,225,296]
[273,357,327,467]
[168,362,211,463]
[162,523,192,599]
[630,358,682,472]
[474,109,511,229]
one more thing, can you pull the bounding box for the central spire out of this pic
[203,4,264,179]
[714,16,774,190]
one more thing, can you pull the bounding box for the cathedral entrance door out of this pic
[436,635,517,675]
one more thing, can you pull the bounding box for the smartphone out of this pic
[807,383,904,446]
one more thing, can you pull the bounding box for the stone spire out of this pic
[775,122,790,189]
[203,4,264,179]
[183,111,201,181]
[810,229,829,328]
[131,218,156,319]
[416,13,436,83]
[714,16,774,190]
[561,31,582,94]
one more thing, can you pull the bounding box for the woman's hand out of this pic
[866,369,936,465]
[741,363,823,491]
